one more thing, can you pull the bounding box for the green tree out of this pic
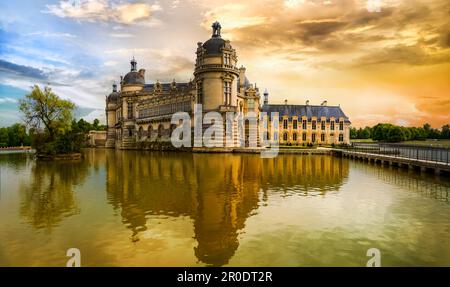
[350,127,358,139]
[441,124,450,139]
[19,85,81,155]
[19,85,75,141]
[387,126,406,142]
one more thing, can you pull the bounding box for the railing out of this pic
[339,142,450,165]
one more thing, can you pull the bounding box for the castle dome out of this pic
[122,57,145,86]
[122,71,145,85]
[107,83,119,102]
[202,21,226,55]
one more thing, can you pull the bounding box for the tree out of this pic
[19,85,75,141]
[387,126,406,142]
[441,124,450,139]
[350,127,358,139]
[19,85,81,155]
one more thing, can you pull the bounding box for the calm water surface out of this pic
[0,149,450,266]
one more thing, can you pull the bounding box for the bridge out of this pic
[333,143,450,176]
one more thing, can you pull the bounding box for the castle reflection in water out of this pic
[7,150,450,266]
[101,150,348,266]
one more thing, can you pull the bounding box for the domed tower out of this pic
[121,57,145,92]
[194,22,239,111]
[120,57,145,149]
[105,83,119,148]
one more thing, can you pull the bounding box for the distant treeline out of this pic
[0,119,105,148]
[350,123,450,142]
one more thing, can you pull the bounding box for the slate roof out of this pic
[142,82,191,92]
[123,71,145,85]
[107,92,119,102]
[202,36,225,55]
[262,104,351,123]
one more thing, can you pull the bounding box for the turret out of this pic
[194,22,239,111]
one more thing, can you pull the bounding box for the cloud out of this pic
[26,31,77,38]
[45,0,162,25]
[0,59,48,80]
[109,33,134,38]
[0,97,17,104]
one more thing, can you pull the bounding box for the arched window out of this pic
[283,132,288,141]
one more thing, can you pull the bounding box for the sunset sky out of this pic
[0,0,449,128]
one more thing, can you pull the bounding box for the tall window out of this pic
[312,133,316,142]
[293,133,297,141]
[283,132,288,141]
[312,120,316,130]
[283,119,288,129]
[321,121,325,131]
[331,121,335,131]
[321,133,325,142]
[197,81,203,104]
[339,134,344,142]
[224,53,231,65]
[302,133,307,141]
[224,81,231,105]
[302,119,307,129]
[127,102,133,119]
[339,121,344,131]
[293,119,298,129]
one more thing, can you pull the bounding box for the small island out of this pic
[18,85,104,160]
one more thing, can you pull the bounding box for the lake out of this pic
[0,149,450,266]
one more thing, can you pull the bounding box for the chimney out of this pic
[112,82,117,92]
[306,100,309,105]
[138,69,145,78]
[321,100,327,106]
[284,99,288,105]
[263,89,269,105]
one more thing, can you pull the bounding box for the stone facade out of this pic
[105,22,351,150]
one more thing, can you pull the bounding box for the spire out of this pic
[130,57,137,71]
[112,82,117,92]
[212,21,221,37]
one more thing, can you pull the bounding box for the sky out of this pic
[0,0,449,128]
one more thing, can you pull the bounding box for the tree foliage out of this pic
[350,123,450,142]
[19,85,75,141]
[16,85,103,154]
